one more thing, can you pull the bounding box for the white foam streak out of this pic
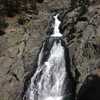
[51,14,62,37]
[44,96,62,100]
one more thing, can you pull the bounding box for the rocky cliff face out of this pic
[0,0,100,100]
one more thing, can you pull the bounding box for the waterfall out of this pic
[23,13,74,100]
[51,14,62,37]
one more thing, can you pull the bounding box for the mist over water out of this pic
[23,13,74,100]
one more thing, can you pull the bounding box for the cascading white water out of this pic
[51,14,62,37]
[27,41,66,100]
[23,13,73,100]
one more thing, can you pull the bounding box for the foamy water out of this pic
[26,40,66,100]
[51,14,62,37]
[23,14,71,100]
[43,96,63,100]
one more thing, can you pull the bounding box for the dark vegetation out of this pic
[0,0,44,17]
[0,17,8,35]
[77,75,100,100]
[0,0,44,35]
